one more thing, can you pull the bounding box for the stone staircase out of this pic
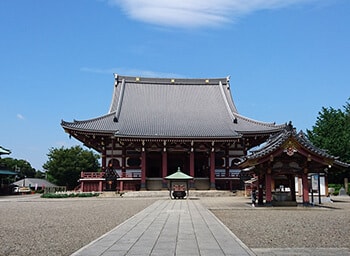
[99,190,240,198]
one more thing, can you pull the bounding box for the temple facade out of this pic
[61,75,286,192]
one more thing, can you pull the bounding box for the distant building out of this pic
[12,178,56,191]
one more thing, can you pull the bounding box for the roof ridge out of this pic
[114,78,126,122]
[249,130,289,156]
[218,80,236,122]
[114,74,230,85]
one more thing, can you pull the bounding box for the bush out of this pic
[328,184,343,195]
[41,192,100,198]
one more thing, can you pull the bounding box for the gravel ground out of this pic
[202,196,350,250]
[0,195,156,256]
[0,194,349,256]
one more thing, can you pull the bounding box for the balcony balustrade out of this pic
[81,171,141,179]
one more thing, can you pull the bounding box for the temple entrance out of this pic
[105,167,118,191]
[195,152,209,177]
[168,152,189,175]
[146,152,162,178]
[272,173,297,206]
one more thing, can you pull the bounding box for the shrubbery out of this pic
[41,192,100,198]
[328,184,348,196]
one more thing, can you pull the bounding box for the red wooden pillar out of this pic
[189,151,195,189]
[98,181,103,192]
[225,147,230,190]
[258,173,264,205]
[302,169,309,205]
[265,169,272,205]
[141,148,146,190]
[210,150,216,189]
[162,150,168,189]
[225,147,229,177]
[122,147,126,175]
[101,148,107,171]
[289,174,296,202]
[81,181,84,192]
[121,147,126,191]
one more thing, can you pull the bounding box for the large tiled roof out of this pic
[61,75,286,139]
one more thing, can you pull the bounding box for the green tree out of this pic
[0,157,36,178]
[43,146,100,190]
[35,170,46,179]
[307,99,350,183]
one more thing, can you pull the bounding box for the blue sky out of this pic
[1,0,349,171]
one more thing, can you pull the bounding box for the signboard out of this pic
[312,175,319,190]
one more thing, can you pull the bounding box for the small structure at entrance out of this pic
[237,124,349,205]
[104,165,119,191]
[165,167,193,199]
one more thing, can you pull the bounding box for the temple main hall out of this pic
[61,74,348,204]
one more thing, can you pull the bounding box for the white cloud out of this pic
[108,0,317,28]
[16,114,25,120]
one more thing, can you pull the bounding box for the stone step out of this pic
[99,190,238,198]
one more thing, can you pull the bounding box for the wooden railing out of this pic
[118,172,141,178]
[81,172,105,178]
[81,171,141,179]
[215,170,240,178]
[81,171,240,179]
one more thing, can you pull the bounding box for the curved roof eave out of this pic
[234,114,287,135]
[61,112,118,134]
[334,159,350,168]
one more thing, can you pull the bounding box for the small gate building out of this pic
[238,124,349,205]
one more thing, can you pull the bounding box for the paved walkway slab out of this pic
[71,199,255,256]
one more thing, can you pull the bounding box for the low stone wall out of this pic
[194,178,210,190]
[146,178,163,190]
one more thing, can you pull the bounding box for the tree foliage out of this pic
[43,146,100,190]
[0,157,36,178]
[307,99,350,183]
